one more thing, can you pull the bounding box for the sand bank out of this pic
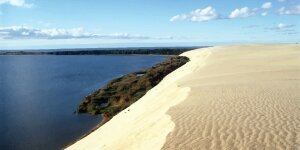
[67,44,300,150]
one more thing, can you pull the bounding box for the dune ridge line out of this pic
[66,48,212,150]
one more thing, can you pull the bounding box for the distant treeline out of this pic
[0,47,206,56]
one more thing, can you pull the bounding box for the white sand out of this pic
[67,44,300,150]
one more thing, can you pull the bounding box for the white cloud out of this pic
[0,0,33,8]
[0,26,173,40]
[171,6,264,22]
[95,33,152,40]
[276,23,294,29]
[261,12,268,16]
[170,15,188,22]
[267,23,295,30]
[190,7,219,22]
[262,2,272,9]
[278,5,300,15]
[229,7,256,19]
[265,23,298,35]
[170,6,219,22]
[0,26,86,39]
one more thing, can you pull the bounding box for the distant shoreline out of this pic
[0,47,208,56]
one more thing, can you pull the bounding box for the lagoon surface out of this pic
[0,55,166,150]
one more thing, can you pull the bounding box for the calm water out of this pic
[0,55,167,150]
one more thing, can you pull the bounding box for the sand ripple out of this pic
[163,44,300,150]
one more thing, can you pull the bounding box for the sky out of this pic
[0,0,299,50]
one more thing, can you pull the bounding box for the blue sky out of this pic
[0,0,299,49]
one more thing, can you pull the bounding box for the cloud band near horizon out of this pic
[170,3,300,22]
[0,26,174,40]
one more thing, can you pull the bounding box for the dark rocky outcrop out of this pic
[78,56,190,122]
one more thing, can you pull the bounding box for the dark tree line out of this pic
[1,47,206,56]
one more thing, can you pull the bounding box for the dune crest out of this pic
[66,47,211,150]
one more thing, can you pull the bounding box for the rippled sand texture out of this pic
[163,44,300,150]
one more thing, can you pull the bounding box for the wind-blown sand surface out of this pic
[67,44,300,150]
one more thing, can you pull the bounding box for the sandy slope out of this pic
[67,44,300,150]
[162,44,300,150]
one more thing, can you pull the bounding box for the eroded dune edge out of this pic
[67,44,300,150]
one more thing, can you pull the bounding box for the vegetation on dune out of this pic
[78,56,190,122]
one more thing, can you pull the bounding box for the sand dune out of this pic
[163,44,300,149]
[67,44,300,150]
